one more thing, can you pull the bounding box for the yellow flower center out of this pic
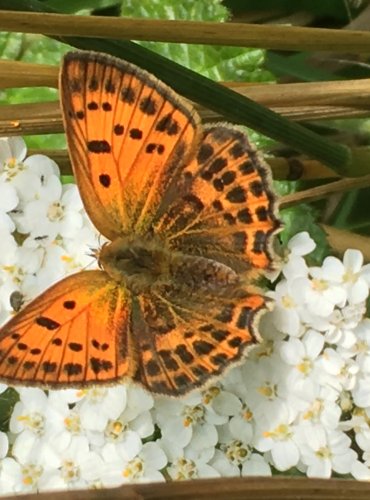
[122,457,144,479]
[258,382,277,399]
[182,404,205,427]
[312,279,328,292]
[282,295,295,308]
[297,357,312,375]
[47,202,64,222]
[263,423,292,441]
[315,446,332,460]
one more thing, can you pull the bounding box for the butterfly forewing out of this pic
[60,51,202,240]
[0,271,134,386]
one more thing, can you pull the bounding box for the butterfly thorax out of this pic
[99,236,240,295]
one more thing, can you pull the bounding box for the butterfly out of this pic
[0,51,280,396]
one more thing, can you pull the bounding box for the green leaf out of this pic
[280,205,331,264]
[0,388,19,432]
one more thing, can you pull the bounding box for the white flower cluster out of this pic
[0,137,100,324]
[0,137,370,494]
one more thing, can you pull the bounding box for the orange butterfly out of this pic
[0,51,280,396]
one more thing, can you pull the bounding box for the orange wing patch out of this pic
[0,271,133,387]
[60,51,202,240]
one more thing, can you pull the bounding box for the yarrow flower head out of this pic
[0,136,369,493]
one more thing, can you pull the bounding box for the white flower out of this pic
[0,431,8,458]
[282,231,314,281]
[101,441,167,485]
[294,265,347,318]
[328,250,370,305]
[350,319,370,373]
[339,407,370,452]
[351,460,370,480]
[9,388,61,464]
[0,456,50,494]
[269,279,303,337]
[0,137,27,170]
[320,348,359,391]
[297,385,341,429]
[40,436,104,491]
[76,386,127,432]
[241,357,291,417]
[18,183,83,241]
[280,330,324,391]
[0,183,18,232]
[167,455,219,480]
[352,374,370,408]
[154,391,218,450]
[324,304,364,348]
[253,403,300,471]
[296,424,357,477]
[288,232,316,257]
[10,154,60,204]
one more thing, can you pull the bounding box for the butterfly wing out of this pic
[132,283,268,396]
[60,51,202,241]
[154,125,280,272]
[0,271,134,386]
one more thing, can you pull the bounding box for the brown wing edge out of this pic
[204,122,282,272]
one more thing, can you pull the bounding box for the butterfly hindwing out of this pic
[154,125,280,272]
[0,271,133,386]
[60,51,202,240]
[133,285,268,395]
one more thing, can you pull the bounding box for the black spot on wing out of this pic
[36,316,60,331]
[99,174,111,188]
[87,102,99,111]
[175,344,194,364]
[226,186,247,203]
[155,114,179,136]
[63,300,76,310]
[130,128,143,140]
[121,86,135,104]
[68,342,83,352]
[114,124,124,136]
[90,357,113,374]
[87,140,111,154]
[197,143,214,164]
[105,79,115,93]
[140,96,157,115]
[41,361,57,373]
[64,363,83,376]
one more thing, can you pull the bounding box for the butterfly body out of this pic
[0,51,280,396]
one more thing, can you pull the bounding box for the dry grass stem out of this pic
[1,10,370,52]
[1,476,370,500]
[321,224,370,260]
[27,148,339,181]
[280,175,370,208]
